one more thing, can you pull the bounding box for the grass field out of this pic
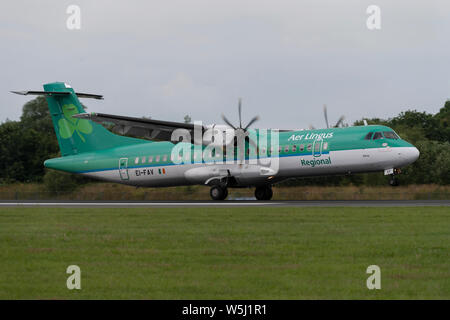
[0,206,448,299]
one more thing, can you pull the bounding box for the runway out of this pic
[0,200,448,208]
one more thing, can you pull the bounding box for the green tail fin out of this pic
[43,82,143,156]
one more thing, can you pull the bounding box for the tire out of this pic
[264,187,273,200]
[210,185,227,200]
[255,186,273,200]
[389,176,399,187]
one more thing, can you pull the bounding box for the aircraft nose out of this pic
[407,147,420,163]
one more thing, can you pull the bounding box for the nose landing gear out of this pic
[389,175,399,187]
[386,168,401,187]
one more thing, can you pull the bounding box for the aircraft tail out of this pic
[27,82,143,156]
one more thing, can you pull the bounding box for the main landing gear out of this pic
[209,184,273,201]
[210,184,228,201]
[254,185,273,201]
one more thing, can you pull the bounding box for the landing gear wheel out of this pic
[389,175,399,187]
[255,186,273,200]
[210,185,228,200]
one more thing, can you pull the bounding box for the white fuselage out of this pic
[82,146,419,187]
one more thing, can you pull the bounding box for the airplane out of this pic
[12,82,420,200]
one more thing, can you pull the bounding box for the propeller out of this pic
[323,104,346,128]
[221,98,260,162]
[323,104,329,128]
[334,115,345,128]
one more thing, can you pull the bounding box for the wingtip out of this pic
[10,91,26,95]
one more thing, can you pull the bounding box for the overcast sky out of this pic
[1,0,450,129]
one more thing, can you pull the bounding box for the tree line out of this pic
[287,101,450,186]
[0,97,448,187]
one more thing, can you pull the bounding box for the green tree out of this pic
[184,115,192,124]
[409,140,450,184]
[435,100,450,142]
[0,97,60,182]
[43,168,90,194]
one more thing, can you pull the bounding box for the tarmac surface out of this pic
[0,200,448,208]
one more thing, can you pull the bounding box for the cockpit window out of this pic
[372,132,384,140]
[383,131,400,139]
[364,132,374,140]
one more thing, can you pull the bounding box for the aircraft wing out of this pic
[73,112,206,143]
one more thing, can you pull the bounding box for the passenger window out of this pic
[156,155,160,162]
[292,145,297,152]
[141,156,146,163]
[148,156,153,163]
[135,157,139,164]
[299,144,304,152]
[163,155,167,162]
[383,131,399,139]
[364,132,374,140]
[323,142,328,150]
[278,146,282,153]
[307,144,312,151]
[373,132,383,140]
[284,146,289,153]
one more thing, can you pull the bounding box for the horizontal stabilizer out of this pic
[11,90,103,100]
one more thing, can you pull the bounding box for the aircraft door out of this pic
[119,158,129,180]
[312,139,323,157]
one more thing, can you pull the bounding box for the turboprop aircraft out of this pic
[12,82,420,200]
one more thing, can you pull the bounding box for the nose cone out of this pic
[412,147,420,161]
[406,147,420,164]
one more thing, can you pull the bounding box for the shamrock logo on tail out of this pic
[58,104,93,142]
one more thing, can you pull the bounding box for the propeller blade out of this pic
[235,132,246,163]
[238,98,242,128]
[244,116,259,131]
[323,104,329,128]
[308,124,316,130]
[221,114,237,130]
[334,115,345,128]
